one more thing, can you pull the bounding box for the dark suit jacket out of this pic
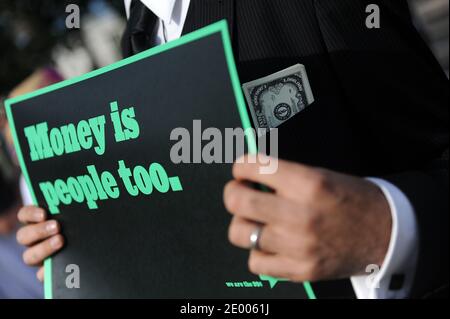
[127,0,450,298]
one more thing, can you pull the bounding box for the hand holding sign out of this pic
[16,101,184,283]
[9,22,315,298]
[16,206,63,281]
[225,155,392,283]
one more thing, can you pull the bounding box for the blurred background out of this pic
[0,0,126,298]
[0,0,448,298]
[411,0,449,74]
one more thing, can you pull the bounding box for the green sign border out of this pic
[5,20,316,300]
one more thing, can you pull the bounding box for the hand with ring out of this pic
[223,155,392,282]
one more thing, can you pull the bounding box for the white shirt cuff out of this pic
[19,175,33,206]
[350,178,419,299]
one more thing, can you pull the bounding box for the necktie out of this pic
[121,0,159,58]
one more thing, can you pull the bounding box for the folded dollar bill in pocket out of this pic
[242,64,314,132]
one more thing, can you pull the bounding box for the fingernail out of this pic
[50,236,62,248]
[46,221,57,234]
[34,210,44,221]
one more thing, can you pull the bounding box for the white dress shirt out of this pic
[123,0,419,299]
[124,0,191,45]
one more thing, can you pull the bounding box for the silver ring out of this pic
[249,225,263,250]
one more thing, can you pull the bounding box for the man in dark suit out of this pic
[16,0,448,298]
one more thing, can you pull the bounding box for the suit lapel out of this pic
[182,0,235,37]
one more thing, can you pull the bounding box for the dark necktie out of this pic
[121,0,159,58]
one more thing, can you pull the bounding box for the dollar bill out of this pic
[242,64,314,132]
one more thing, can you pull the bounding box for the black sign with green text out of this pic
[6,21,312,299]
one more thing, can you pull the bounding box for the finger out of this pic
[37,266,44,282]
[228,217,318,260]
[233,155,314,198]
[23,235,64,266]
[248,250,314,282]
[18,206,46,224]
[17,220,60,246]
[224,180,295,224]
[228,216,279,254]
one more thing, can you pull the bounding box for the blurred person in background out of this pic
[0,70,56,298]
[0,0,124,298]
